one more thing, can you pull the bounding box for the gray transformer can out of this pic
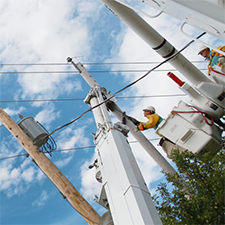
[18,117,48,147]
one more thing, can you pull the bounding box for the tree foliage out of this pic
[153,148,225,225]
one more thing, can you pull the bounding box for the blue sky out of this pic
[0,0,224,225]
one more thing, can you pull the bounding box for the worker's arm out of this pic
[138,114,159,130]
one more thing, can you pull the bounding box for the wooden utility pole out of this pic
[0,107,100,225]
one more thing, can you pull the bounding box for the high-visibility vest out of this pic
[208,46,225,74]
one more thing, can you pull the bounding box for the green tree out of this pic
[153,148,225,225]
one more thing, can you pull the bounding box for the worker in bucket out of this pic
[130,106,164,131]
[125,106,184,158]
[198,45,225,75]
[124,106,163,131]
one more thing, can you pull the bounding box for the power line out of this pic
[0,33,205,144]
[0,98,83,103]
[0,63,68,66]
[118,94,186,99]
[54,146,95,153]
[47,32,206,137]
[83,61,206,65]
[0,138,161,161]
[0,153,28,161]
[0,68,207,75]
[0,94,187,103]
[0,146,95,161]
[0,60,206,66]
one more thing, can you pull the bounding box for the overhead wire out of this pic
[0,146,94,161]
[0,33,206,156]
[46,32,206,137]
[83,61,206,65]
[0,60,207,76]
[0,68,207,75]
[0,33,206,154]
[0,138,161,161]
[0,94,187,103]
[0,60,206,66]
[0,153,28,161]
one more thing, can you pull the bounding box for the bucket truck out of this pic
[98,0,224,158]
[107,0,225,87]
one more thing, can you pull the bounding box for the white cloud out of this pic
[131,142,164,183]
[4,106,26,117]
[0,156,45,197]
[21,166,35,183]
[57,125,90,150]
[18,71,83,101]
[32,190,49,207]
[54,155,73,168]
[0,0,103,204]
[0,164,22,196]
[0,0,102,108]
[36,168,45,181]
[0,0,98,63]
[0,137,24,159]
[34,104,60,125]
[53,125,91,168]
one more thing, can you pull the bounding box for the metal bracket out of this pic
[84,88,97,104]
[114,122,130,136]
[94,186,109,210]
